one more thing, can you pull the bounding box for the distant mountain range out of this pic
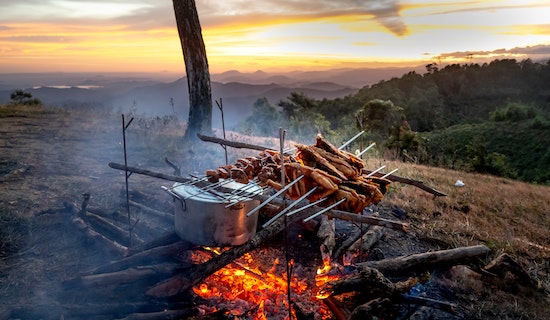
[0,66,423,129]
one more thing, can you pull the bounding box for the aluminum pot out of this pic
[168,180,262,246]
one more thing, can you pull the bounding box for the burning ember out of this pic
[190,247,340,319]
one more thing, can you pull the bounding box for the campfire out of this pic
[38,131,528,320]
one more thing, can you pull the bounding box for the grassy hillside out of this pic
[424,120,550,183]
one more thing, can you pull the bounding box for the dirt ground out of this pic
[1,110,548,319]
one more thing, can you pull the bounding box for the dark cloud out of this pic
[1,1,408,36]
[0,26,11,31]
[197,0,408,36]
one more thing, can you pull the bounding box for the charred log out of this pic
[83,211,142,247]
[81,241,193,276]
[323,297,351,320]
[317,266,417,299]
[72,216,127,256]
[357,244,491,275]
[317,215,336,261]
[348,297,392,320]
[125,231,185,257]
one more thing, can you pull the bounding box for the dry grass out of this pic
[364,158,550,293]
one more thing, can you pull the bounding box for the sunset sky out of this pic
[1,0,549,74]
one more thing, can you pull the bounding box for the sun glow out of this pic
[0,1,549,73]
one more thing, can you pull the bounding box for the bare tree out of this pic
[172,0,213,142]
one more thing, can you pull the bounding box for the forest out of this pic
[239,59,550,185]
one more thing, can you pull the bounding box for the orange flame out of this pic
[192,247,316,319]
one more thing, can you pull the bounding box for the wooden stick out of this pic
[357,244,491,275]
[362,169,447,197]
[109,162,192,184]
[197,133,274,151]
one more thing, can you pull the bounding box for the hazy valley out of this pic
[0,66,424,129]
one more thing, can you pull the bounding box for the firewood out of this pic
[129,199,173,222]
[84,211,143,246]
[323,297,351,320]
[332,212,384,263]
[357,244,491,275]
[317,266,417,299]
[72,216,127,256]
[483,252,540,288]
[81,241,194,276]
[124,231,184,257]
[345,225,384,261]
[292,301,315,320]
[65,263,190,288]
[401,294,456,313]
[5,302,194,319]
[331,226,369,262]
[115,308,198,320]
[317,215,336,261]
[145,205,316,298]
[349,297,392,320]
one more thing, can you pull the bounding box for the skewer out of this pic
[181,175,209,186]
[285,197,328,217]
[261,187,319,228]
[358,142,376,157]
[338,130,364,150]
[303,198,347,222]
[225,178,259,197]
[224,181,265,207]
[283,147,296,154]
[380,168,399,179]
[364,165,386,178]
[182,178,233,200]
[246,175,305,217]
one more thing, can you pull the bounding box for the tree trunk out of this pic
[172,0,213,142]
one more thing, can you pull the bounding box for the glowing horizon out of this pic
[0,0,549,74]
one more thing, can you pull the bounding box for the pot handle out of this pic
[161,186,186,211]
